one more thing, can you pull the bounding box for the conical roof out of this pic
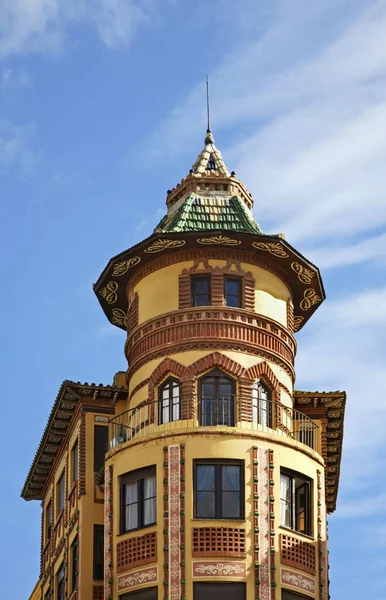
[155,129,263,235]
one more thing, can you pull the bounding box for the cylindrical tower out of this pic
[94,129,344,600]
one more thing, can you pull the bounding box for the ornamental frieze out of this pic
[97,281,118,304]
[291,261,315,284]
[252,241,289,257]
[112,256,141,276]
[300,288,322,311]
[118,567,158,591]
[144,238,185,253]
[197,235,241,245]
[281,568,315,594]
[111,308,128,328]
[193,562,246,577]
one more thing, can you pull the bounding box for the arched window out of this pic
[159,377,181,424]
[252,380,271,427]
[199,369,235,426]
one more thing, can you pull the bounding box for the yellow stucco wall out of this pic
[134,259,290,326]
[107,430,323,600]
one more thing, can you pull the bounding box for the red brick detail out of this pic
[180,445,186,600]
[163,447,169,600]
[149,358,189,398]
[117,532,157,573]
[179,270,191,309]
[93,585,104,600]
[287,299,294,333]
[211,268,224,306]
[188,352,245,379]
[192,527,246,558]
[239,376,254,421]
[243,273,255,312]
[79,412,86,496]
[252,447,260,600]
[128,292,139,331]
[269,449,276,600]
[245,361,280,395]
[280,533,316,575]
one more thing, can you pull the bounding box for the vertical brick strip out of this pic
[239,377,253,422]
[163,447,169,600]
[211,268,224,306]
[128,293,139,331]
[168,445,181,600]
[64,453,69,528]
[252,447,260,600]
[178,271,191,309]
[181,378,194,420]
[104,465,113,600]
[269,449,276,599]
[286,299,294,334]
[79,412,86,497]
[317,470,328,600]
[258,447,271,599]
[243,273,255,311]
[180,445,186,600]
[40,503,44,576]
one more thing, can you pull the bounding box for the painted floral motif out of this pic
[194,562,246,576]
[144,239,186,253]
[291,262,315,284]
[300,288,322,311]
[168,446,181,600]
[112,256,141,276]
[104,466,113,600]
[258,448,271,600]
[197,235,241,245]
[118,567,158,590]
[293,315,304,331]
[98,281,118,304]
[281,569,315,593]
[111,308,128,328]
[252,241,289,257]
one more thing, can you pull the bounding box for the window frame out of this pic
[93,524,104,580]
[193,459,244,520]
[94,425,108,473]
[120,587,158,600]
[120,466,157,534]
[57,471,65,517]
[280,468,312,537]
[198,369,236,427]
[281,590,313,600]
[71,438,79,485]
[71,535,79,592]
[57,562,65,600]
[252,379,272,427]
[45,500,52,542]
[193,581,246,600]
[224,276,242,308]
[158,377,181,425]
[191,275,211,307]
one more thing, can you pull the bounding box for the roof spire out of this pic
[205,74,214,145]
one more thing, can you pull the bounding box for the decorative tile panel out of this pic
[280,534,316,575]
[318,469,328,600]
[104,465,113,600]
[281,568,316,595]
[168,445,182,600]
[258,447,271,600]
[118,566,158,592]
[193,561,246,578]
[117,532,157,572]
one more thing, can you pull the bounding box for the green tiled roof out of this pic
[155,193,263,234]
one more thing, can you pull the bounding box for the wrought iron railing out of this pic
[108,395,319,453]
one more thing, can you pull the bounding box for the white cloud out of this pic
[0,0,158,59]
[302,233,386,270]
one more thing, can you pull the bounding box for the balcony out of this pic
[108,395,320,454]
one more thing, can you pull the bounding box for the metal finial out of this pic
[206,74,210,132]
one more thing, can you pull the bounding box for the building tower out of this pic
[23,128,346,600]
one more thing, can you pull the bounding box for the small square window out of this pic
[280,469,312,536]
[194,461,244,520]
[224,278,242,308]
[191,276,211,306]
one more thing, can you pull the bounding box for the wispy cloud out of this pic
[0,0,162,59]
[0,118,38,172]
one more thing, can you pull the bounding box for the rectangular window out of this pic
[282,591,312,600]
[94,425,108,473]
[224,277,242,308]
[194,461,243,520]
[71,536,79,592]
[93,524,104,580]
[45,500,52,541]
[280,470,311,536]
[72,439,79,484]
[121,466,156,533]
[194,582,246,600]
[57,563,65,600]
[57,472,65,516]
[191,276,211,306]
[120,587,158,600]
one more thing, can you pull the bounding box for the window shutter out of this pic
[179,270,191,309]
[211,268,224,306]
[243,273,255,311]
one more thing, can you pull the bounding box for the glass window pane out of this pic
[280,474,291,502]
[222,466,240,491]
[126,481,138,504]
[195,279,209,293]
[196,491,215,518]
[144,476,156,500]
[222,491,240,518]
[126,503,138,530]
[144,497,156,525]
[197,465,215,490]
[280,499,291,527]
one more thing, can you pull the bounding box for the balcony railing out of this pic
[108,395,320,453]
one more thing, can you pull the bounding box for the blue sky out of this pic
[1,0,386,597]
